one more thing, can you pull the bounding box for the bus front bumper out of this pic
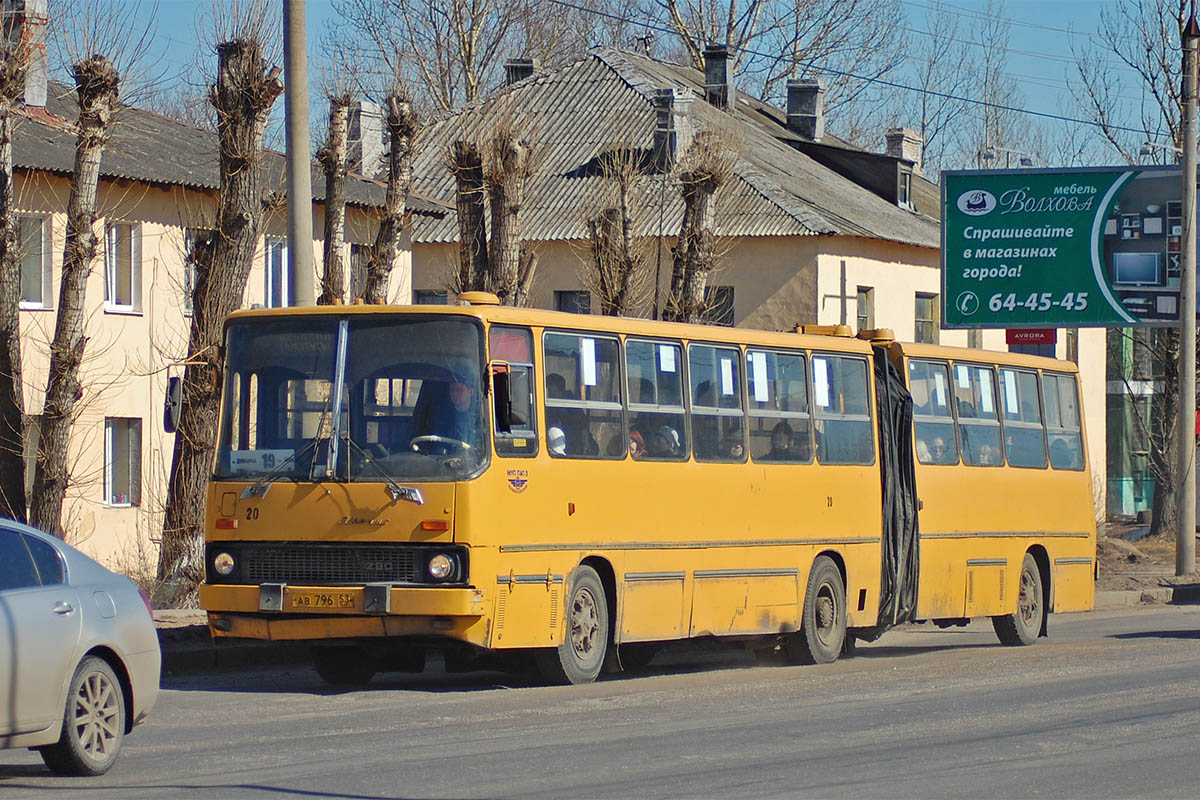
[199,584,489,644]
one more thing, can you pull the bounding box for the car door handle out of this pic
[52,600,75,615]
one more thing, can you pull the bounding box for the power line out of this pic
[541,0,1160,137]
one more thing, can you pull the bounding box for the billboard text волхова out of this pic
[942,166,1190,328]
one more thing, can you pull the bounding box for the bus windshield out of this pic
[215,315,487,483]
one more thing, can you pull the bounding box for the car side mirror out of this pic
[491,362,512,433]
[164,376,183,433]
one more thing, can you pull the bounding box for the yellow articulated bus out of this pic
[198,292,1095,685]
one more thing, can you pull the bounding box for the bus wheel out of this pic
[992,552,1044,646]
[313,646,377,686]
[787,556,846,665]
[537,565,609,684]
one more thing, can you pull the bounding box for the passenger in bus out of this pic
[977,443,999,466]
[650,426,681,458]
[762,421,796,461]
[629,429,647,459]
[548,426,567,456]
[546,372,570,399]
[927,436,954,464]
[722,437,745,460]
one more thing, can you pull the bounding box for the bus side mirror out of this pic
[491,362,512,433]
[164,376,183,433]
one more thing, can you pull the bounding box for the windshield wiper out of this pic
[240,436,321,499]
[340,435,420,504]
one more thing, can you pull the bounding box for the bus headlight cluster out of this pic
[427,553,457,581]
[213,551,237,577]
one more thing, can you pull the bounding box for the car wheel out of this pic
[39,656,126,776]
[313,646,377,686]
[536,565,608,684]
[786,556,846,665]
[992,553,1044,646]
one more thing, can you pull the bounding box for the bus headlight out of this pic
[213,551,236,577]
[428,553,456,581]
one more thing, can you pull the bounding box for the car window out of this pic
[0,528,39,591]
[23,533,65,585]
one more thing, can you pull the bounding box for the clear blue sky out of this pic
[144,0,1133,149]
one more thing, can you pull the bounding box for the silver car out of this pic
[0,520,160,775]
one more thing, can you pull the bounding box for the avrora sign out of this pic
[942,166,1189,327]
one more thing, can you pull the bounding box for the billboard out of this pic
[942,166,1190,328]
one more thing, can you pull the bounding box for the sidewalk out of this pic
[155,580,1200,675]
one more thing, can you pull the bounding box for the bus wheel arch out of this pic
[786,553,847,665]
[992,550,1046,646]
[537,562,610,684]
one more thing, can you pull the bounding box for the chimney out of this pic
[786,79,824,141]
[703,44,733,109]
[652,87,695,169]
[348,101,385,179]
[885,127,924,176]
[14,0,49,108]
[504,57,537,86]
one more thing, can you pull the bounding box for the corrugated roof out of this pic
[13,82,448,217]
[409,48,938,248]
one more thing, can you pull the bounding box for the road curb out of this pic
[1094,584,1200,609]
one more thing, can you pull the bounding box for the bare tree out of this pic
[446,114,539,305]
[577,147,654,316]
[27,55,123,537]
[360,83,419,303]
[318,91,350,304]
[157,9,284,603]
[1072,2,1192,534]
[0,7,34,521]
[664,130,735,323]
[645,0,903,120]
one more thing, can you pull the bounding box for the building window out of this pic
[183,228,215,316]
[265,237,292,308]
[898,168,913,209]
[856,286,874,332]
[413,289,449,305]
[104,417,141,507]
[349,243,371,300]
[914,292,938,344]
[18,215,51,309]
[703,285,735,326]
[104,222,141,312]
[554,290,591,315]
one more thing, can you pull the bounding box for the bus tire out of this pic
[536,565,608,684]
[313,646,377,686]
[992,552,1044,646]
[788,556,846,665]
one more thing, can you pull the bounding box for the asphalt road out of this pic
[3,605,1199,799]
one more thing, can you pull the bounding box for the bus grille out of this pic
[241,544,420,584]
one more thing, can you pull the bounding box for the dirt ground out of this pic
[1097,522,1200,592]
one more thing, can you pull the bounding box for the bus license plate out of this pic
[289,590,358,610]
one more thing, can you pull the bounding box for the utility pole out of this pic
[1177,6,1198,575]
[284,0,314,305]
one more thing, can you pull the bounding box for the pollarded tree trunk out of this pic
[318,93,349,305]
[362,90,417,304]
[156,39,284,604]
[485,130,532,305]
[28,56,120,538]
[448,139,487,295]
[0,51,27,522]
[664,131,731,324]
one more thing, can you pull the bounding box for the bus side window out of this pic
[747,349,811,463]
[1045,373,1084,470]
[627,339,687,461]
[908,359,958,465]
[490,326,537,456]
[953,364,1003,466]
[543,332,623,459]
[813,354,874,465]
[688,344,746,462]
[999,368,1047,468]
